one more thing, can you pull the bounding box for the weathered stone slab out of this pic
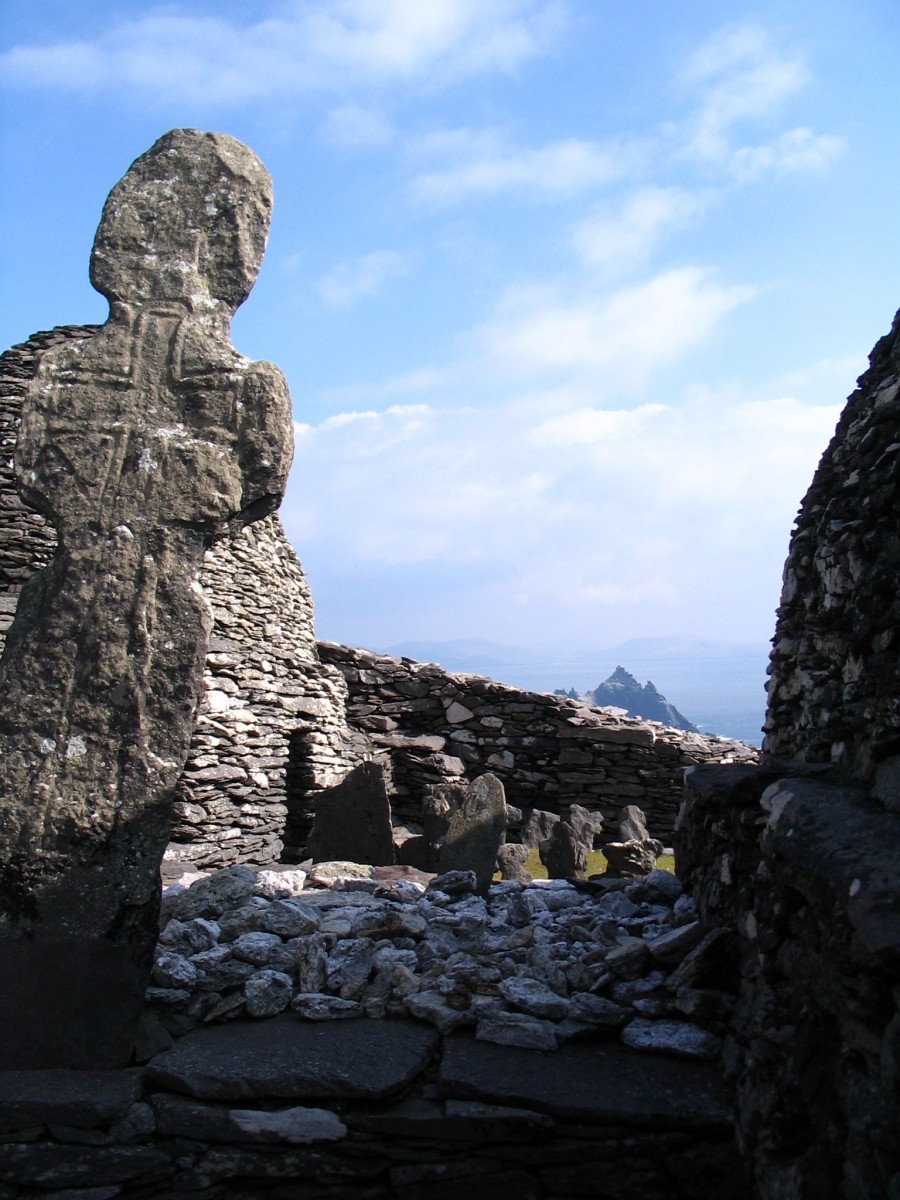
[146,1015,439,1100]
[153,1094,346,1144]
[496,843,531,883]
[436,773,507,894]
[308,762,394,866]
[0,129,292,1068]
[0,1070,140,1132]
[539,820,587,879]
[760,776,900,957]
[347,1097,556,1142]
[0,1143,171,1189]
[438,1030,733,1128]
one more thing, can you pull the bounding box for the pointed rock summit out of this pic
[585,667,698,732]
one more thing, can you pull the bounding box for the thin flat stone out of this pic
[348,1097,555,1142]
[146,1016,438,1100]
[0,1144,171,1189]
[154,1094,346,1144]
[0,1071,141,1133]
[438,1030,733,1128]
[621,1018,722,1061]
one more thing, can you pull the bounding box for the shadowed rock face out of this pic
[0,129,293,1068]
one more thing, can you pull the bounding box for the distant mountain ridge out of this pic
[561,665,699,732]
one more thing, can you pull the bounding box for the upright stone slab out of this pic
[307,761,395,866]
[0,129,293,1067]
[436,773,507,894]
[539,820,587,880]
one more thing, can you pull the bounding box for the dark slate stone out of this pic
[146,1016,439,1101]
[0,1069,140,1132]
[389,1161,540,1200]
[0,939,147,1070]
[436,774,507,894]
[761,776,900,957]
[538,820,587,879]
[348,1097,555,1142]
[438,1030,733,1129]
[308,762,395,866]
[0,1144,171,1189]
[519,809,559,848]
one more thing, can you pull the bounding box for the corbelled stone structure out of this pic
[0,129,293,1067]
[677,309,900,1199]
[764,307,900,783]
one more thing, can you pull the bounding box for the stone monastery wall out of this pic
[676,307,900,1199]
[318,641,756,844]
[764,307,900,783]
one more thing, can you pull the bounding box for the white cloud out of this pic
[479,267,755,386]
[409,128,633,204]
[0,0,565,104]
[316,249,409,308]
[572,187,709,274]
[729,127,844,182]
[318,367,448,405]
[531,404,669,446]
[678,24,843,182]
[282,373,843,646]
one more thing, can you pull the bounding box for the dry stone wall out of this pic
[676,307,900,1199]
[0,327,360,872]
[764,306,900,783]
[318,642,757,844]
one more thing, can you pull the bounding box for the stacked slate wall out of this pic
[676,307,900,1199]
[318,641,757,844]
[0,328,360,870]
[764,306,900,783]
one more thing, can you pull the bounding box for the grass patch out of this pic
[496,847,676,881]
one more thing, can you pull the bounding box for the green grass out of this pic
[496,847,676,881]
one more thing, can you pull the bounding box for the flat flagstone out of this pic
[147,1015,439,1101]
[0,1070,141,1132]
[438,1030,733,1128]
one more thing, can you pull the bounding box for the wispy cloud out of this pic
[283,377,842,643]
[478,267,755,386]
[678,24,844,180]
[728,127,844,182]
[409,127,636,204]
[572,187,709,275]
[316,249,410,308]
[0,0,565,104]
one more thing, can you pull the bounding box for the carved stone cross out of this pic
[0,129,293,1067]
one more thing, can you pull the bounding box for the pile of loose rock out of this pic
[146,862,733,1061]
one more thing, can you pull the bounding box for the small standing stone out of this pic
[307,762,395,867]
[497,843,531,883]
[435,773,508,894]
[520,809,560,848]
[539,821,587,880]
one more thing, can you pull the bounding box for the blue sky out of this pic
[3,0,899,660]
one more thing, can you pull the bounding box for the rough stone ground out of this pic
[145,862,734,1061]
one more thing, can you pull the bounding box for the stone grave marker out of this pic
[0,129,293,1067]
[307,761,395,866]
